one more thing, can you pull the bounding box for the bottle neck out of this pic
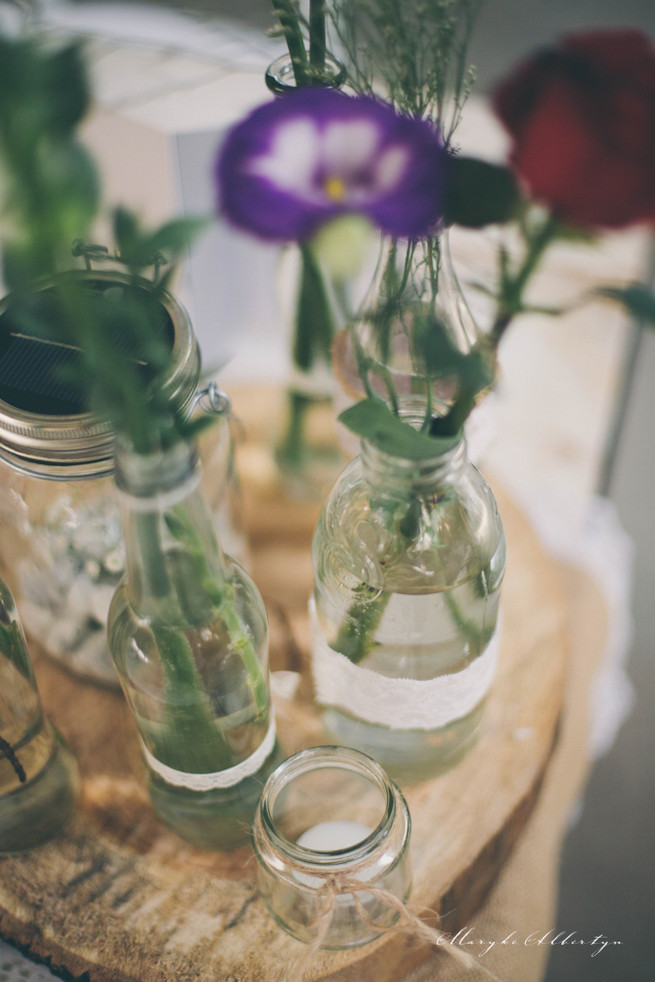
[114,438,227,621]
[360,432,467,496]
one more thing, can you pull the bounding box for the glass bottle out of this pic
[0,576,79,853]
[253,745,411,948]
[264,52,348,499]
[311,405,506,782]
[349,232,481,411]
[107,438,278,850]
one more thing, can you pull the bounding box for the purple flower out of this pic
[216,89,445,241]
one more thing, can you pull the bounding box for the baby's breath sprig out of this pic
[328,0,482,140]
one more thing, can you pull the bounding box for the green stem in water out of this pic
[277,390,312,469]
[166,504,269,715]
[150,624,232,773]
[0,620,33,681]
[333,586,391,665]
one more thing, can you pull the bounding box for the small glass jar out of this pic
[253,746,411,948]
[0,575,79,853]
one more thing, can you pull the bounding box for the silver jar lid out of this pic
[0,270,200,480]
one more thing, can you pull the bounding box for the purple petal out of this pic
[216,89,445,241]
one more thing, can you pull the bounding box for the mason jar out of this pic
[253,745,411,948]
[0,267,242,686]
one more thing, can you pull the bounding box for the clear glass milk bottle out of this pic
[0,576,79,853]
[107,437,278,850]
[311,411,505,782]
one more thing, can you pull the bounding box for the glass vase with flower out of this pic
[108,434,277,849]
[259,1,349,496]
[311,222,506,781]
[216,86,446,498]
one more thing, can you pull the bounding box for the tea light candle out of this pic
[296,820,372,852]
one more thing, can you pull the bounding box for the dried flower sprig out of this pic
[328,0,482,140]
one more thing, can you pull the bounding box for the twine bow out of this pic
[284,873,500,982]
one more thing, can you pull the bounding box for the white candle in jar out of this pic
[296,820,372,852]
[294,821,375,890]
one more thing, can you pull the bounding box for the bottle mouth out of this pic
[113,437,200,499]
[255,746,408,875]
[264,53,347,95]
[358,396,465,472]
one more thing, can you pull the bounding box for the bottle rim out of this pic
[255,745,410,874]
[264,52,347,95]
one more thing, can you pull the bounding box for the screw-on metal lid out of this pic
[0,270,200,480]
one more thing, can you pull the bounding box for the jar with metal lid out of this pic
[0,259,245,687]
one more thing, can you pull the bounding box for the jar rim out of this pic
[257,745,408,872]
[0,270,200,480]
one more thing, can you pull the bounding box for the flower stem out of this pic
[294,245,334,370]
[490,215,558,346]
[272,0,310,86]
[309,0,326,70]
[333,587,390,664]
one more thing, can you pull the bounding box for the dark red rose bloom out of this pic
[493,29,655,229]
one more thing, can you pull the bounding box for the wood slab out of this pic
[0,388,569,982]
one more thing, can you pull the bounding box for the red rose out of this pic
[493,29,655,229]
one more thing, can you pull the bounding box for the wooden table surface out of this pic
[0,391,569,982]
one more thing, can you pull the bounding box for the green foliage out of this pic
[0,36,99,289]
[0,33,209,454]
[339,398,461,458]
[444,156,520,228]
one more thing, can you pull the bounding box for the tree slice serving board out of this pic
[0,388,568,982]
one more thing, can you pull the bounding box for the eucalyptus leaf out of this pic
[339,399,460,458]
[147,217,210,261]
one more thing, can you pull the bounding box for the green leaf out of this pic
[113,207,142,263]
[597,284,655,326]
[38,140,100,237]
[339,399,460,459]
[443,156,520,229]
[146,216,209,260]
[45,43,91,135]
[418,317,494,395]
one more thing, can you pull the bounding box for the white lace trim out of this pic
[140,717,276,790]
[310,599,500,731]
